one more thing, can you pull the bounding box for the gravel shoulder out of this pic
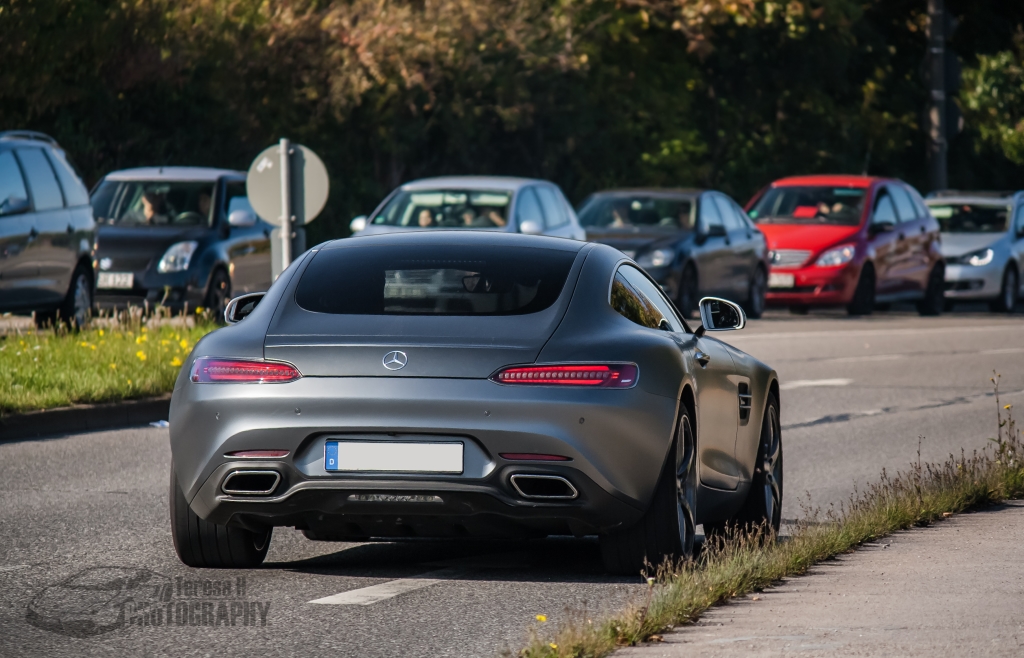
[621,501,1024,657]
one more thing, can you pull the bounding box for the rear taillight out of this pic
[490,363,638,388]
[191,357,301,383]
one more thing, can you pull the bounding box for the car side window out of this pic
[0,151,30,216]
[536,186,568,228]
[699,194,723,232]
[714,194,743,232]
[16,148,64,211]
[872,190,897,225]
[515,187,544,228]
[45,150,89,207]
[610,270,665,330]
[618,265,685,332]
[889,186,917,222]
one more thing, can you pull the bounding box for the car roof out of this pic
[103,166,243,182]
[585,188,705,198]
[399,176,548,192]
[321,228,586,252]
[770,174,887,189]
[0,130,61,149]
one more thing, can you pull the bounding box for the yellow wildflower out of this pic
[1005,404,1013,410]
[179,339,189,349]
[109,363,117,369]
[549,644,557,650]
[98,329,104,336]
[195,306,204,315]
[170,356,182,367]
[136,351,147,361]
[536,615,547,623]
[136,335,147,344]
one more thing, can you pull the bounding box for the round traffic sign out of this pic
[246,143,329,226]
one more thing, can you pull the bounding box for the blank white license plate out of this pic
[325,441,463,473]
[97,272,133,289]
[768,272,795,289]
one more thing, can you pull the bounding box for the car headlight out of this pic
[157,241,198,273]
[963,248,994,267]
[815,244,856,268]
[636,248,674,269]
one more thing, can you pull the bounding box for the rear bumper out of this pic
[169,376,679,537]
[765,263,860,306]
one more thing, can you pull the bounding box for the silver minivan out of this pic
[349,176,586,241]
[925,191,1024,312]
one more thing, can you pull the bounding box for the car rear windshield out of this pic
[91,180,216,227]
[371,189,511,229]
[749,186,865,226]
[295,244,578,315]
[928,203,1010,233]
[577,195,694,229]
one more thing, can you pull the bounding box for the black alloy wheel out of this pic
[917,263,945,316]
[846,264,875,316]
[600,406,697,575]
[735,392,783,534]
[743,266,767,319]
[991,267,1018,313]
[36,266,92,330]
[169,463,271,568]
[204,268,231,317]
[676,264,699,319]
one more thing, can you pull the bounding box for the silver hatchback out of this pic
[925,191,1024,312]
[348,176,586,240]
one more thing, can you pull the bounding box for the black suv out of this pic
[90,167,272,312]
[0,131,96,327]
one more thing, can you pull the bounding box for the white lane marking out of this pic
[981,347,1024,355]
[309,567,461,605]
[823,354,905,364]
[780,378,853,391]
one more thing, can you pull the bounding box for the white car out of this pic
[349,176,586,241]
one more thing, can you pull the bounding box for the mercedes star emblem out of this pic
[382,351,408,370]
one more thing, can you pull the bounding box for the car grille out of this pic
[769,249,812,267]
[104,257,151,272]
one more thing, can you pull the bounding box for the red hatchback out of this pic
[746,175,945,315]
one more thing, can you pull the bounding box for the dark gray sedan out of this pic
[579,189,769,318]
[168,232,782,574]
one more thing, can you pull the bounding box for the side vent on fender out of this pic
[738,383,752,422]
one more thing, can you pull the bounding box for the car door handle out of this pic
[695,351,711,367]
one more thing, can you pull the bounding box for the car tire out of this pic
[170,464,271,568]
[742,266,766,319]
[916,263,945,316]
[676,263,698,319]
[734,392,782,534]
[599,406,696,575]
[204,268,231,316]
[35,265,92,330]
[990,266,1018,313]
[846,264,875,316]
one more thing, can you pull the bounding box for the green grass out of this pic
[514,376,1024,658]
[0,312,218,416]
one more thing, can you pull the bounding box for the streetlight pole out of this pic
[927,0,948,192]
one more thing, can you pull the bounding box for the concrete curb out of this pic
[0,395,171,442]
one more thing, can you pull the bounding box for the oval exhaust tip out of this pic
[222,470,281,496]
[510,474,578,500]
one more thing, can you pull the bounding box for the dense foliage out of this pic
[3,0,1023,242]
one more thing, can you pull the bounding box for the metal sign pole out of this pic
[278,137,292,277]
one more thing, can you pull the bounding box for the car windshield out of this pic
[371,189,511,229]
[577,195,694,229]
[750,186,865,226]
[91,180,215,227]
[295,244,577,315]
[928,203,1010,233]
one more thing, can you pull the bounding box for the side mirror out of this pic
[704,224,727,238]
[869,220,895,236]
[698,297,746,332]
[0,197,31,217]
[228,209,257,228]
[519,219,544,235]
[350,216,368,233]
[224,292,265,324]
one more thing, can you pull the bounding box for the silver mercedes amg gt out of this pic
[168,231,782,575]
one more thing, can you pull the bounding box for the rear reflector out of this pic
[491,363,638,388]
[191,357,301,383]
[499,453,571,461]
[226,450,290,458]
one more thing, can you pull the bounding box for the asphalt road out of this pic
[2,308,1022,657]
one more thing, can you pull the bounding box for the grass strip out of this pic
[515,375,1024,658]
[0,311,217,415]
